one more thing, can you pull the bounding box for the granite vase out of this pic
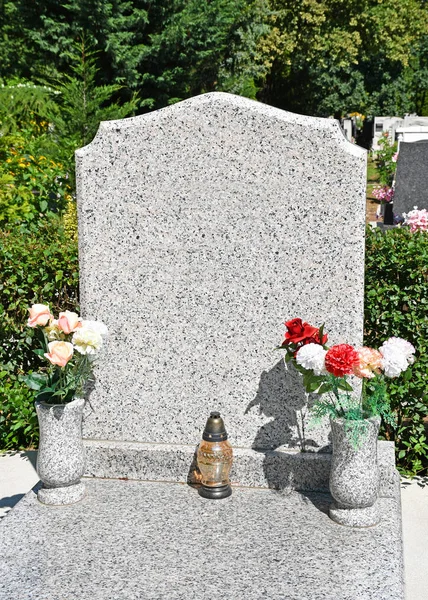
[329,414,381,527]
[36,397,86,505]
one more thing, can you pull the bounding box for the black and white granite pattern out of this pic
[36,398,86,505]
[83,439,399,498]
[329,416,381,527]
[0,479,404,599]
[394,140,428,215]
[76,92,367,471]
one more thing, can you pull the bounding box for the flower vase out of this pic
[329,415,381,527]
[35,397,86,505]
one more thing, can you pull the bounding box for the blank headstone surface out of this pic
[76,92,366,468]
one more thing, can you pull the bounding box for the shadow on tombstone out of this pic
[246,359,330,491]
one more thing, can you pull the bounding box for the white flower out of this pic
[380,349,408,377]
[380,337,415,363]
[80,320,108,337]
[295,343,327,375]
[379,337,415,378]
[72,326,103,355]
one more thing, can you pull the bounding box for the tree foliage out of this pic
[260,0,428,116]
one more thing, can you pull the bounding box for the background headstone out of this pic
[393,141,428,215]
[372,116,403,150]
[342,118,353,142]
[76,92,367,484]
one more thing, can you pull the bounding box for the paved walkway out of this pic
[0,452,426,599]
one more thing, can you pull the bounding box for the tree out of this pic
[48,37,138,151]
[259,0,428,117]
[139,0,270,109]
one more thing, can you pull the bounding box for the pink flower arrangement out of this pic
[403,207,428,232]
[372,185,394,203]
[24,304,108,404]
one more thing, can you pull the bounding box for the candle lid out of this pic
[202,411,228,442]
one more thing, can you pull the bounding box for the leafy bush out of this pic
[0,132,72,225]
[375,133,398,187]
[0,217,79,449]
[0,375,39,450]
[365,226,428,476]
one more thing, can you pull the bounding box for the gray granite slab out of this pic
[394,140,428,215]
[83,439,400,497]
[76,91,367,465]
[0,478,404,600]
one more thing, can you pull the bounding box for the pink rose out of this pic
[44,341,74,367]
[27,304,52,327]
[57,311,81,334]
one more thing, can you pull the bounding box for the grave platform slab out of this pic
[1,478,404,600]
[84,439,399,498]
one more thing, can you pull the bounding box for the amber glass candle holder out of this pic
[197,412,233,499]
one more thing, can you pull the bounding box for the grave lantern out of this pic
[197,412,233,499]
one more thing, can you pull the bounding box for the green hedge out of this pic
[0,217,79,449]
[364,226,428,476]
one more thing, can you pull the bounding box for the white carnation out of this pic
[295,343,327,375]
[80,320,108,337]
[379,337,415,377]
[380,337,415,362]
[72,326,103,355]
[380,349,408,378]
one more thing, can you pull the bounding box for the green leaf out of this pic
[33,349,45,356]
[337,379,353,392]
[317,382,332,395]
[23,372,48,390]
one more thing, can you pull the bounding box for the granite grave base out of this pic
[0,478,404,600]
[84,439,400,498]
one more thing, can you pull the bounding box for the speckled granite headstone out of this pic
[394,141,428,215]
[76,92,367,484]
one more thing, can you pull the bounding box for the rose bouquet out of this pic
[278,318,415,440]
[24,304,107,404]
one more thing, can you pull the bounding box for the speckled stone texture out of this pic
[393,140,428,214]
[83,439,399,497]
[36,398,86,505]
[329,416,381,527]
[76,92,367,475]
[0,479,404,600]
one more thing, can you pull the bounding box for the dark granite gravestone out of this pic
[393,141,428,216]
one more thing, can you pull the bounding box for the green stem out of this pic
[331,376,347,417]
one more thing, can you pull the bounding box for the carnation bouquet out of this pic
[24,304,107,404]
[278,318,415,439]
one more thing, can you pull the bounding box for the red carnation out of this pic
[282,318,328,347]
[325,344,359,377]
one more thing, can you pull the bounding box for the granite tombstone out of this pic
[76,92,367,488]
[393,140,428,216]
